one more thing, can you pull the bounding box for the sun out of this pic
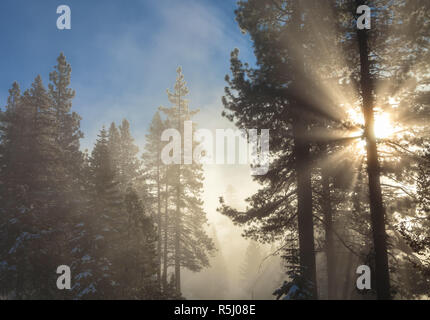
[374,113,395,139]
[345,104,400,157]
[346,107,397,140]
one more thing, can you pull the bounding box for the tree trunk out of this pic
[292,118,318,299]
[156,161,162,288]
[162,181,169,290]
[341,250,354,300]
[356,1,391,299]
[290,2,318,299]
[321,166,336,299]
[174,184,181,294]
[174,95,182,294]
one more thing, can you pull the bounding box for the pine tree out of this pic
[334,0,430,299]
[48,52,84,186]
[352,0,391,299]
[0,54,86,299]
[142,112,167,289]
[73,127,122,299]
[0,82,27,298]
[107,122,121,174]
[0,75,67,298]
[121,186,159,299]
[118,119,141,188]
[72,120,160,299]
[220,0,327,298]
[159,67,215,294]
[47,53,85,299]
[220,0,430,300]
[398,146,430,294]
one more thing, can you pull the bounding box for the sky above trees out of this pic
[0,0,255,149]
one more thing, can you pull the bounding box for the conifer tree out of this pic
[73,127,122,299]
[142,112,167,289]
[220,0,430,300]
[48,52,84,184]
[47,54,85,298]
[219,0,325,298]
[159,68,215,294]
[0,82,27,298]
[73,121,160,299]
[120,186,159,299]
[118,119,141,187]
[0,75,66,298]
[107,122,121,173]
[334,0,430,299]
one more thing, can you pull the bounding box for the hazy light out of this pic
[388,96,400,108]
[374,113,395,139]
[356,139,367,156]
[346,106,399,156]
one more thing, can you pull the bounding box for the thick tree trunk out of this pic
[341,250,354,300]
[292,118,318,299]
[356,1,391,299]
[321,166,336,299]
[289,3,318,299]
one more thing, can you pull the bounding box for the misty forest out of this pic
[0,0,430,300]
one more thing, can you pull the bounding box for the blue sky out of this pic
[0,0,255,149]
